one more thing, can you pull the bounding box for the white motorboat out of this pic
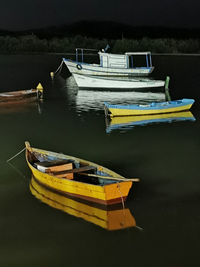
[72,73,165,90]
[63,48,154,77]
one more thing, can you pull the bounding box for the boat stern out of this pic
[103,181,133,205]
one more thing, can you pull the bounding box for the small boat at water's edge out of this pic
[0,84,43,104]
[30,176,136,230]
[25,142,135,206]
[104,99,195,117]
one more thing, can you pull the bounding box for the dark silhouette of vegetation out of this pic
[0,21,200,54]
[0,34,200,54]
[3,20,200,40]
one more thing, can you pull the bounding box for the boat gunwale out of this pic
[0,88,37,96]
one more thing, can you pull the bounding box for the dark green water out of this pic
[0,54,200,267]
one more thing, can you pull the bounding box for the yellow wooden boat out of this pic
[25,142,135,205]
[30,176,136,230]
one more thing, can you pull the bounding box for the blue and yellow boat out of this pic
[104,98,195,117]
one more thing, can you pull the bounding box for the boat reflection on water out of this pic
[66,75,78,90]
[0,101,43,115]
[30,176,137,231]
[65,75,166,113]
[105,111,196,133]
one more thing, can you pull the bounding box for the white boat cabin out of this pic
[75,48,153,69]
[98,51,152,69]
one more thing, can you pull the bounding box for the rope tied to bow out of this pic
[7,147,26,162]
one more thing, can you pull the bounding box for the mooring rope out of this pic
[7,162,26,180]
[54,60,64,75]
[7,147,26,162]
[117,183,144,231]
[117,183,125,210]
[135,226,144,231]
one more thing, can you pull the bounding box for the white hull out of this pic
[72,74,165,90]
[63,59,154,77]
[64,76,165,112]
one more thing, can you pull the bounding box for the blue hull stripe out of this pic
[63,58,152,74]
[104,99,195,110]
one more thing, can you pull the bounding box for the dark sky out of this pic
[0,0,200,30]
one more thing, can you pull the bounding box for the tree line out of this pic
[0,34,199,54]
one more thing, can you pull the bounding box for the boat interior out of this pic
[27,149,115,186]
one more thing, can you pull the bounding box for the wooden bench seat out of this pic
[49,165,97,179]
[34,160,74,179]
[34,160,96,180]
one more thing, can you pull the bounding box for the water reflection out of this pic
[105,111,196,133]
[0,101,43,115]
[64,75,166,113]
[65,75,78,90]
[30,176,136,231]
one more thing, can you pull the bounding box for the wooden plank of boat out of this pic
[0,83,43,104]
[104,99,195,117]
[72,73,165,90]
[30,176,136,230]
[25,142,134,206]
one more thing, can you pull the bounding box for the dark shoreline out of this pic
[0,34,200,54]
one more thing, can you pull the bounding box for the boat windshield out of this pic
[75,48,98,63]
[126,52,152,68]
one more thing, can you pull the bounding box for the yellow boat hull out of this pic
[108,104,193,117]
[110,111,194,125]
[30,176,136,230]
[25,145,132,205]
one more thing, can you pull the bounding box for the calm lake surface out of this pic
[0,54,200,267]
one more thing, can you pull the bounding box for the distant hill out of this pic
[1,20,200,39]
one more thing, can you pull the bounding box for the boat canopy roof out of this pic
[98,51,151,56]
[125,52,151,55]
